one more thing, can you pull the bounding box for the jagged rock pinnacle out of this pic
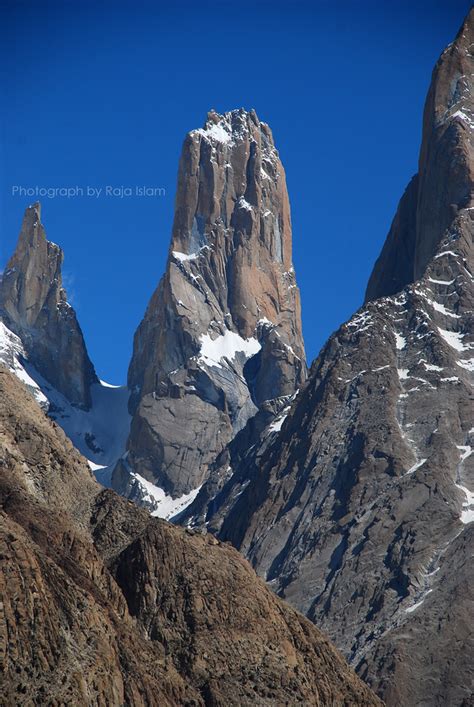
[366,7,474,302]
[0,203,97,407]
[119,109,306,503]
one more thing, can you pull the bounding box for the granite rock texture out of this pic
[0,203,97,408]
[122,109,306,500]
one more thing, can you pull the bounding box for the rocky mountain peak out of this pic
[366,7,474,302]
[119,109,306,509]
[166,106,299,337]
[2,203,63,326]
[185,13,474,706]
[191,107,267,147]
[0,203,97,408]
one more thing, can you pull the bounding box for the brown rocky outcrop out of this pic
[122,109,306,504]
[0,366,381,706]
[0,203,97,408]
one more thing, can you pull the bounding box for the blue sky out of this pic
[1,0,471,384]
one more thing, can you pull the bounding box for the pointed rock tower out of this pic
[0,203,97,408]
[120,109,306,502]
[366,12,474,301]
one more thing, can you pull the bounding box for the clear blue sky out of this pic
[1,0,471,384]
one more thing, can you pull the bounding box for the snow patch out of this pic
[344,370,367,383]
[428,277,455,285]
[457,445,473,463]
[422,361,444,372]
[405,589,433,614]
[0,322,130,480]
[438,328,468,352]
[434,250,459,260]
[52,380,131,470]
[419,292,460,318]
[457,357,474,371]
[394,333,406,350]
[456,446,474,524]
[198,330,261,369]
[132,473,202,520]
[195,122,232,144]
[0,322,48,407]
[172,250,198,262]
[268,406,291,433]
[451,109,474,127]
[237,196,253,212]
[99,379,122,389]
[88,460,108,472]
[172,245,211,263]
[404,458,427,476]
[430,301,460,318]
[257,317,274,328]
[348,311,372,330]
[456,481,474,524]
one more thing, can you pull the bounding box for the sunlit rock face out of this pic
[122,109,306,501]
[0,202,97,409]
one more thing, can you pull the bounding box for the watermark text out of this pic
[11,185,166,199]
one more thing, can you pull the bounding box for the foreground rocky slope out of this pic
[117,108,306,512]
[0,367,380,706]
[0,203,97,408]
[187,11,474,706]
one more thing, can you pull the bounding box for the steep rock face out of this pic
[195,11,474,706]
[0,205,130,472]
[0,203,97,408]
[366,12,474,301]
[0,367,381,706]
[122,109,306,502]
